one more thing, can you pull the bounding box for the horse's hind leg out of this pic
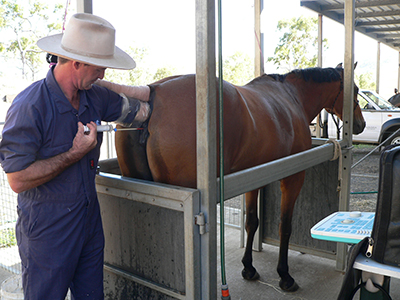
[277,171,305,292]
[241,189,260,280]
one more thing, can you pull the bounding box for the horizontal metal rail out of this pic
[104,263,186,300]
[222,139,347,200]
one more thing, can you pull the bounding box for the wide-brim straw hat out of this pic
[37,13,135,70]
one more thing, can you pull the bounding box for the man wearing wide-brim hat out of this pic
[0,13,149,300]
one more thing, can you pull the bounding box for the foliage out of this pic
[222,51,253,85]
[0,0,64,81]
[152,66,176,82]
[268,16,328,72]
[104,46,176,85]
[355,72,376,90]
[0,227,17,248]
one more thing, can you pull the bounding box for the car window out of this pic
[358,94,371,110]
[363,91,394,109]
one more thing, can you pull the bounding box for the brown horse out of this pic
[114,64,365,292]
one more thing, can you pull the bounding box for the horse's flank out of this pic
[114,65,365,292]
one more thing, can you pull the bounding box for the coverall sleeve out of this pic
[0,99,43,173]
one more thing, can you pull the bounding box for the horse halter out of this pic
[328,77,360,139]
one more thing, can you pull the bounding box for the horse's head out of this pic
[325,63,366,135]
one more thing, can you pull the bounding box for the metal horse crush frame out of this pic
[96,159,201,299]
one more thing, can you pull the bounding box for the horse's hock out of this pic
[97,154,340,299]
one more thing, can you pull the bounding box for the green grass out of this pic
[0,228,17,248]
[353,143,376,150]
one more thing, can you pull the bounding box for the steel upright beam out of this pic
[195,0,218,298]
[316,14,323,138]
[398,52,400,91]
[252,0,264,252]
[76,0,92,13]
[254,0,264,77]
[318,14,323,68]
[376,42,381,94]
[337,0,355,272]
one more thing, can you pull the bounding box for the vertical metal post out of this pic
[376,42,381,94]
[252,190,263,251]
[398,52,400,91]
[318,14,323,68]
[252,0,264,252]
[240,194,245,248]
[76,0,92,13]
[195,0,218,298]
[337,0,355,272]
[316,14,323,138]
[254,0,264,77]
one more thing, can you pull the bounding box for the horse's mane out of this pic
[248,67,341,85]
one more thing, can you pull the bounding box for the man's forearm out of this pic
[7,149,80,193]
[6,121,97,193]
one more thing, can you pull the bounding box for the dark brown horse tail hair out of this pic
[116,86,154,181]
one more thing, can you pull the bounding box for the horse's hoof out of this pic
[241,268,260,280]
[279,279,299,292]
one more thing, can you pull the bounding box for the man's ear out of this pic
[72,61,83,70]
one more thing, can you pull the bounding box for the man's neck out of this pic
[53,63,80,110]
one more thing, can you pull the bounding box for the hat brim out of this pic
[37,34,136,70]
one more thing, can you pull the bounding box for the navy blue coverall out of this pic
[0,66,137,299]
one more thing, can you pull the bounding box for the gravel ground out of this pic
[350,144,381,212]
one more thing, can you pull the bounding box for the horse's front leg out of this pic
[277,171,305,292]
[241,189,260,280]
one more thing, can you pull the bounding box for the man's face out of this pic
[78,64,107,90]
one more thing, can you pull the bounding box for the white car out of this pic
[312,90,400,146]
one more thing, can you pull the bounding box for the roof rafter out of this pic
[300,0,400,51]
[321,0,400,11]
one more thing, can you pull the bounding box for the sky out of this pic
[2,0,399,98]
[92,0,399,97]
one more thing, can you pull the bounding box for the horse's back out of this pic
[119,74,312,188]
[145,74,252,187]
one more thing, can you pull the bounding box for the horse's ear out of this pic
[336,63,343,69]
[354,62,358,70]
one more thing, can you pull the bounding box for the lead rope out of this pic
[62,0,71,33]
[326,139,342,192]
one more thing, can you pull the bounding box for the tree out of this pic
[222,51,253,85]
[0,0,64,81]
[104,45,176,86]
[268,16,328,72]
[355,72,376,90]
[153,66,176,82]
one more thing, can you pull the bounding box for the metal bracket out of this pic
[195,212,207,235]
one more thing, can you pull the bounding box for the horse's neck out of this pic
[287,78,340,123]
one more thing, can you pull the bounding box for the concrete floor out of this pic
[1,226,399,299]
[0,267,13,289]
[217,226,400,300]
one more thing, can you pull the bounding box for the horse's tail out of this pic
[114,87,155,181]
[116,75,186,181]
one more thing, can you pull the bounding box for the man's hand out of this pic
[68,122,98,161]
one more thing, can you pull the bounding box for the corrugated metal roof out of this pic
[300,0,400,51]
